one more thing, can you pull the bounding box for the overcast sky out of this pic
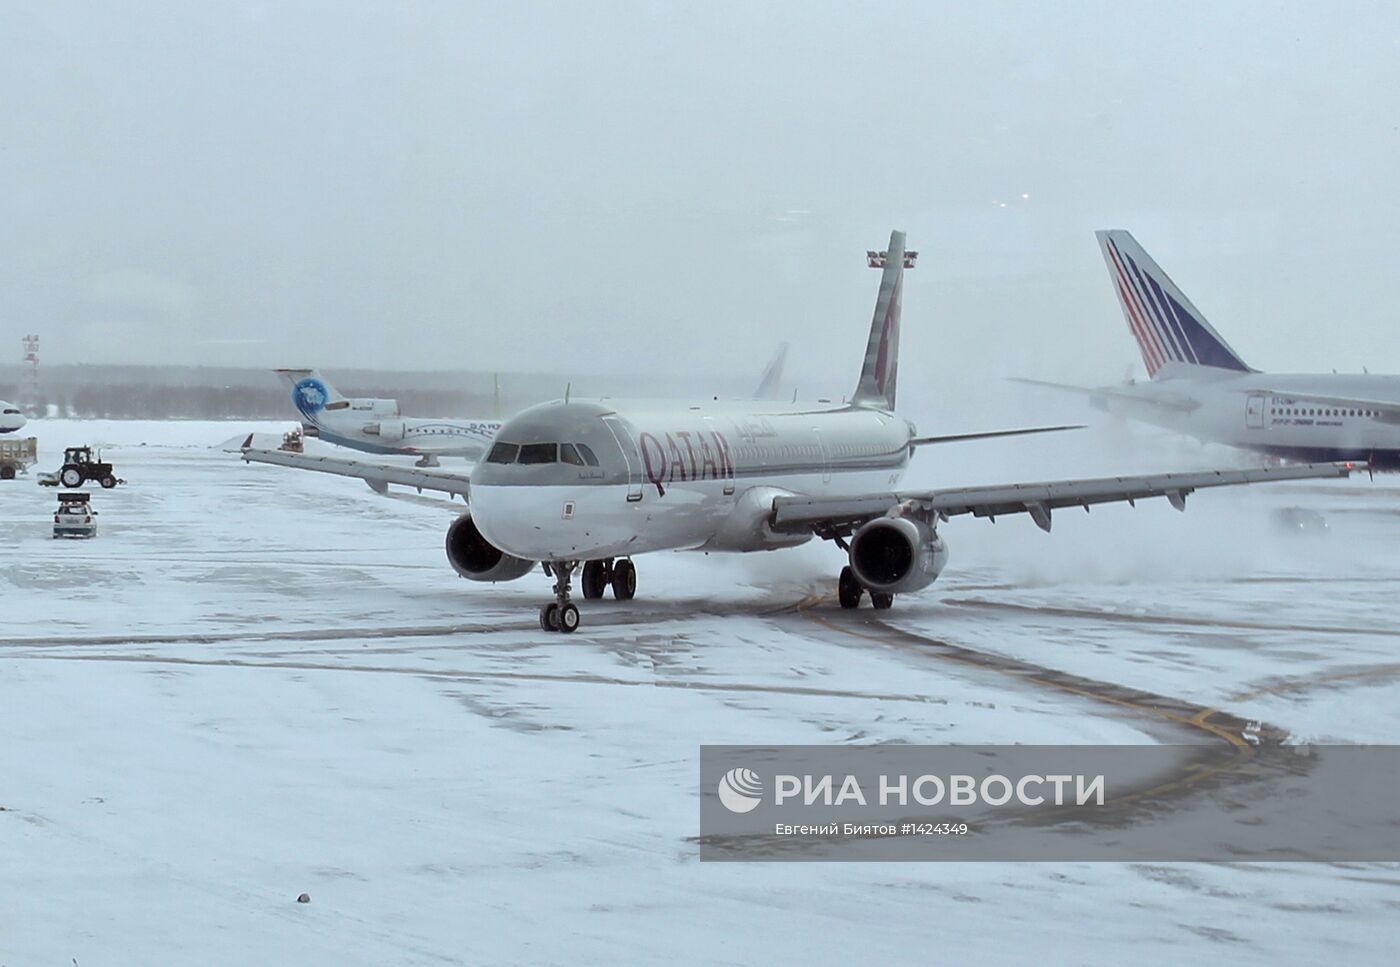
[4,1,1400,399]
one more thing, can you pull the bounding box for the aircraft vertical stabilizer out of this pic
[1096,230,1252,379]
[852,230,914,409]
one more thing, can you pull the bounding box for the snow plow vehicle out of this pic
[38,447,123,489]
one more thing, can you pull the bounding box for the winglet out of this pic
[852,231,913,410]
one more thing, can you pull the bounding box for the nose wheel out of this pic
[539,561,582,633]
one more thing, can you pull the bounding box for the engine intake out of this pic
[446,512,535,582]
[848,515,948,595]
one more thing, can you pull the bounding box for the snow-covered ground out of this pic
[3,420,1399,965]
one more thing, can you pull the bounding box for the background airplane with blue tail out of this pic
[275,346,792,468]
[274,369,502,465]
[1017,230,1400,469]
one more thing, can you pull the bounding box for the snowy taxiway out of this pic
[3,420,1399,964]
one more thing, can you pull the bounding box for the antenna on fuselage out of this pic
[564,382,571,404]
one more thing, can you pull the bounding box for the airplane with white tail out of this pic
[246,231,1350,633]
[1018,230,1400,469]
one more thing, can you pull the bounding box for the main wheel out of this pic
[557,602,580,633]
[870,591,894,610]
[539,603,559,631]
[582,560,609,599]
[100,475,117,489]
[0,465,14,480]
[611,559,636,600]
[60,467,83,488]
[837,565,862,610]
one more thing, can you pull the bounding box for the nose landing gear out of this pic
[539,561,581,634]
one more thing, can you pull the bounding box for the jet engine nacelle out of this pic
[364,419,406,442]
[446,512,535,582]
[848,514,949,595]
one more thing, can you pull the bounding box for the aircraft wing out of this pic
[1248,390,1400,424]
[770,462,1352,536]
[241,444,471,499]
[1010,377,1200,413]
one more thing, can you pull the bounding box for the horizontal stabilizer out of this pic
[1010,377,1200,413]
[910,424,1082,447]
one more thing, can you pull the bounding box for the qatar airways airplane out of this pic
[0,401,26,434]
[245,231,1348,632]
[1018,230,1400,468]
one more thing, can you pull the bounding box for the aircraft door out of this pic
[814,428,831,484]
[1245,394,1266,430]
[602,416,645,502]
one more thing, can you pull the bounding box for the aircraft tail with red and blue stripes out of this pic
[1096,230,1254,380]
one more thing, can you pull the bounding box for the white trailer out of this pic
[0,437,37,480]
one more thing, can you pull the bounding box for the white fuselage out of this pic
[0,402,26,434]
[1093,369,1400,465]
[468,400,914,562]
[312,409,501,459]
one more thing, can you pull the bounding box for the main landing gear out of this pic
[581,558,635,601]
[837,565,893,611]
[539,558,637,633]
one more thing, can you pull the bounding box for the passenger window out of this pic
[576,443,600,466]
[518,443,558,464]
[560,443,585,466]
[486,442,519,464]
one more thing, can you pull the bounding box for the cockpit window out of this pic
[485,442,519,464]
[2,408,18,415]
[560,443,585,466]
[576,443,600,467]
[518,443,558,465]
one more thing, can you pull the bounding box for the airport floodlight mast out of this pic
[21,334,40,417]
[866,248,918,269]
